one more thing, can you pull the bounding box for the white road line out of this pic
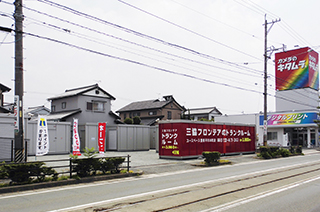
[44,160,320,212]
[199,175,320,212]
[0,156,318,200]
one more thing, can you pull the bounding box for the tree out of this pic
[133,116,141,125]
[124,118,133,124]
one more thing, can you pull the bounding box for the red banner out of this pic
[98,123,106,154]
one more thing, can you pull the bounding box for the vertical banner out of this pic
[36,115,49,156]
[13,95,19,132]
[98,123,106,155]
[72,118,81,156]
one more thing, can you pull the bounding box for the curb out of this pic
[0,171,143,194]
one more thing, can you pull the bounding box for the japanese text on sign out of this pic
[277,56,306,72]
[36,116,49,156]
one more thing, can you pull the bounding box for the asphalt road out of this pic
[1,150,320,212]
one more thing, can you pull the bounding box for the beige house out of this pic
[116,95,185,125]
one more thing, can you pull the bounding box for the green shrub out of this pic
[259,146,269,154]
[278,148,290,157]
[133,116,141,125]
[111,157,125,173]
[3,162,57,184]
[259,146,292,159]
[99,158,115,174]
[124,118,133,124]
[202,151,220,165]
[0,162,8,179]
[72,158,100,177]
[296,146,302,154]
[260,151,272,159]
[71,147,126,177]
[269,146,279,153]
[289,146,295,154]
[288,146,303,154]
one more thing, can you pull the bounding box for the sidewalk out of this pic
[1,148,319,194]
[27,148,320,174]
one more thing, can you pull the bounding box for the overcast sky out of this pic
[1,0,319,115]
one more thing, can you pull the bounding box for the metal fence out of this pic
[0,155,131,181]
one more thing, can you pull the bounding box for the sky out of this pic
[1,0,319,115]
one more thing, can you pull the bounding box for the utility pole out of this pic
[263,15,280,146]
[13,0,25,162]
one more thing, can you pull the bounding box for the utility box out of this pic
[159,120,256,159]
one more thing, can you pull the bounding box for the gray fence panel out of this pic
[27,121,71,155]
[150,126,159,151]
[85,123,99,150]
[0,115,15,161]
[107,125,117,150]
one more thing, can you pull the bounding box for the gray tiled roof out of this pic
[117,99,168,112]
[47,84,116,101]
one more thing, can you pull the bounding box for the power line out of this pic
[23,31,265,95]
[117,0,262,62]
[171,0,262,41]
[21,30,316,108]
[22,4,265,79]
[34,0,265,75]
[24,15,265,88]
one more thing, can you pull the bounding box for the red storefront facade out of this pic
[159,120,256,159]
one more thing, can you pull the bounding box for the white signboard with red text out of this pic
[98,123,106,154]
[14,95,19,132]
[72,118,81,156]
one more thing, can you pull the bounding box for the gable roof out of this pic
[46,108,82,121]
[188,107,222,116]
[25,105,51,115]
[0,83,11,93]
[116,95,185,113]
[47,84,116,101]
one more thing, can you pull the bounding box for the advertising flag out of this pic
[98,123,106,155]
[72,118,81,156]
[36,115,49,156]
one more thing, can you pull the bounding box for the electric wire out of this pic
[21,30,317,108]
[2,1,318,109]
[24,16,264,88]
[21,4,265,79]
[34,0,265,75]
[170,0,262,41]
[117,0,262,62]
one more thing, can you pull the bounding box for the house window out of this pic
[87,101,104,112]
[149,111,157,116]
[167,111,172,120]
[61,102,66,109]
[51,105,56,112]
[87,102,93,111]
[267,132,277,140]
[133,112,140,117]
[124,113,126,119]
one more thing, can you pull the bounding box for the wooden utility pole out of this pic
[13,0,25,162]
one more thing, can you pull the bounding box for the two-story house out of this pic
[116,95,186,125]
[47,84,121,124]
[187,107,222,121]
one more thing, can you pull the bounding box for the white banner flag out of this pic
[72,118,81,156]
[36,115,49,156]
